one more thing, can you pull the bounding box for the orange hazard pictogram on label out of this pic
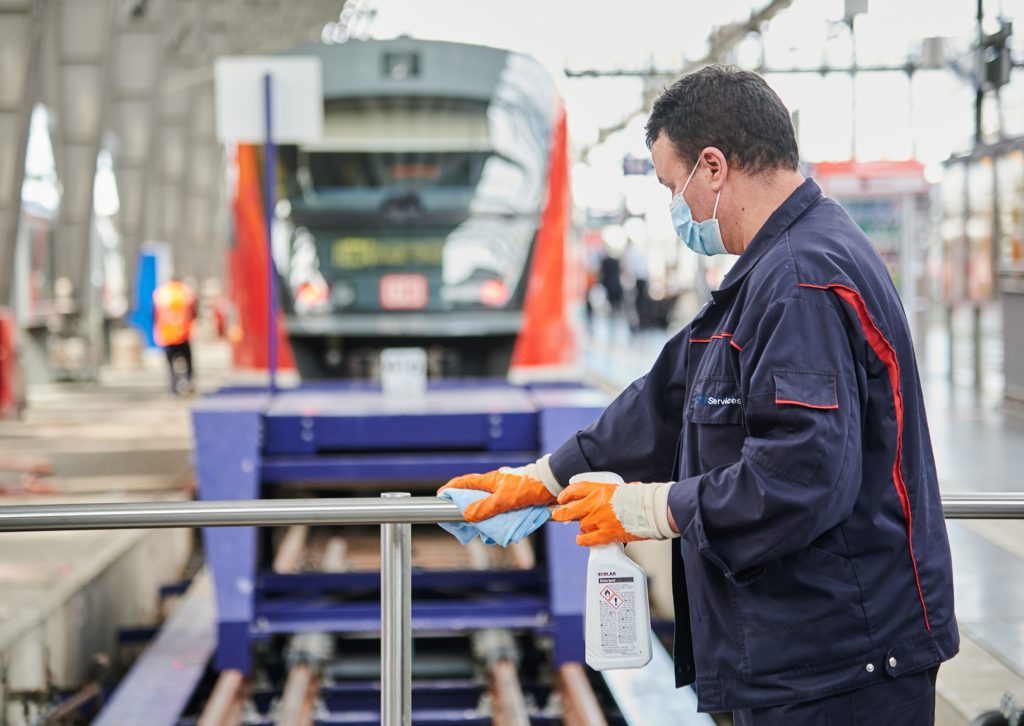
[600,585,624,609]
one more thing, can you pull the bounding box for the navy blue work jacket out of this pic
[550,179,958,712]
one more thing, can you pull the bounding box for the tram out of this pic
[227,38,573,379]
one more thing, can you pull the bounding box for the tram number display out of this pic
[379,274,429,310]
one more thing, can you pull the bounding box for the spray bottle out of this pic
[569,472,653,670]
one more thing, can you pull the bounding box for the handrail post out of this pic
[381,492,412,726]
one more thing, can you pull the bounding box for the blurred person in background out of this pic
[597,245,624,321]
[622,239,651,332]
[648,262,681,330]
[582,231,605,332]
[440,65,956,724]
[153,277,197,395]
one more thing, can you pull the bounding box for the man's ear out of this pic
[700,147,728,192]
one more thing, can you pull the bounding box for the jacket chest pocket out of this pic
[684,376,746,471]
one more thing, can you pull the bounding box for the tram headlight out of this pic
[294,280,328,313]
[441,276,510,308]
[479,279,509,307]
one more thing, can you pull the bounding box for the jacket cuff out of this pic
[668,476,765,586]
[667,476,700,538]
[548,435,593,490]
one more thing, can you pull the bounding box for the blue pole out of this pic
[263,72,278,394]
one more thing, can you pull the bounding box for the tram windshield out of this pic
[281,149,501,217]
[275,53,559,315]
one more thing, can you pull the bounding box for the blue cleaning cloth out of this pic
[437,488,551,546]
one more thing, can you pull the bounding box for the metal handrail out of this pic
[0,496,464,532]
[380,493,412,724]
[0,493,1020,533]
[937,492,1024,518]
[5,492,1023,726]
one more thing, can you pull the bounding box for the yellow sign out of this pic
[332,237,445,269]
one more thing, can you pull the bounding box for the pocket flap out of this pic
[773,369,838,410]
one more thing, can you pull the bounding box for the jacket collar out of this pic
[711,177,822,301]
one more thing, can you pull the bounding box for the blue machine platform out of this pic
[192,381,607,673]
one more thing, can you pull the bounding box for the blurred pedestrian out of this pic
[153,278,197,395]
[598,248,624,317]
[622,240,651,332]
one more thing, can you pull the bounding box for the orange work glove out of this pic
[552,479,678,547]
[438,455,562,522]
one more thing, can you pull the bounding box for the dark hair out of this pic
[645,65,799,172]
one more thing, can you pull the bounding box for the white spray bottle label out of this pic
[569,472,653,671]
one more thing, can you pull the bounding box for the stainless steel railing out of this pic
[0,493,1019,533]
[1,491,1021,726]
[380,493,412,725]
[0,496,464,532]
[0,494,455,726]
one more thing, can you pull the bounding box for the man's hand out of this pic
[438,455,561,522]
[552,479,677,547]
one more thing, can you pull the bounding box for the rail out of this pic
[2,491,1022,726]
[0,493,1020,533]
[0,496,463,532]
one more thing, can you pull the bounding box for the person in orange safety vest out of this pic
[153,278,197,395]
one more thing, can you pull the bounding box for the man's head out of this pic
[646,65,799,174]
[646,65,803,254]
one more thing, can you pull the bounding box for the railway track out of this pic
[107,525,625,725]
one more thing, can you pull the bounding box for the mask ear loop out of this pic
[681,159,700,194]
[712,189,721,220]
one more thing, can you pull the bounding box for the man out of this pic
[440,65,957,724]
[152,277,197,395]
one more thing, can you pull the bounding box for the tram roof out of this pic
[283,38,553,106]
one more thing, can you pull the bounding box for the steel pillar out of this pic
[152,75,190,274]
[110,0,168,294]
[183,84,224,282]
[0,0,48,308]
[51,0,117,312]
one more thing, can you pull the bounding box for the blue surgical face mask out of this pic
[670,161,727,256]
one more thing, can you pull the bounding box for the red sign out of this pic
[380,274,429,310]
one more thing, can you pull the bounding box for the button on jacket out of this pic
[550,179,958,712]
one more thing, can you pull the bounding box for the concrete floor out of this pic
[0,340,206,723]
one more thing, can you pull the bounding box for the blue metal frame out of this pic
[192,395,263,673]
[257,568,542,593]
[191,381,605,674]
[532,390,606,665]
